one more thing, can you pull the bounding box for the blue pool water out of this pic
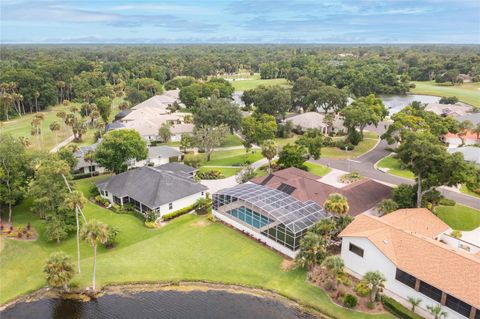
[227,206,272,228]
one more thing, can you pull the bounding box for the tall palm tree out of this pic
[295,232,327,270]
[427,304,448,319]
[83,150,96,177]
[321,255,344,290]
[363,270,386,302]
[323,193,349,215]
[33,91,40,112]
[49,121,61,145]
[473,123,480,140]
[81,219,109,291]
[407,296,422,312]
[261,140,277,173]
[43,252,75,292]
[65,191,87,273]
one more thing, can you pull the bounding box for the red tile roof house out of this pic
[443,131,480,148]
[340,209,480,319]
[251,167,392,217]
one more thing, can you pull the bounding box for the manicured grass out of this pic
[0,177,393,319]
[0,104,72,151]
[322,135,379,159]
[411,81,480,107]
[221,73,289,91]
[275,135,299,147]
[220,134,243,147]
[198,166,241,177]
[435,204,480,231]
[204,149,263,166]
[304,162,331,177]
[460,184,480,198]
[377,156,415,179]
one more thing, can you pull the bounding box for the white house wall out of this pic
[341,237,467,319]
[157,191,205,217]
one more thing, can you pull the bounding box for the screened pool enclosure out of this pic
[213,183,330,256]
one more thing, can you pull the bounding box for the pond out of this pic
[1,289,319,319]
[379,94,440,114]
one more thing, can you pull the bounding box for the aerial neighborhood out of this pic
[1,44,480,319]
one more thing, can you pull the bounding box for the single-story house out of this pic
[425,103,471,117]
[132,146,181,167]
[443,131,480,148]
[213,182,330,258]
[96,165,207,217]
[251,167,391,217]
[285,112,344,135]
[455,113,480,126]
[448,146,480,166]
[132,89,180,111]
[340,208,480,319]
[155,162,198,178]
[74,143,106,174]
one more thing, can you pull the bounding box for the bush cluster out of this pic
[196,169,225,180]
[72,171,99,180]
[382,296,424,319]
[354,280,371,297]
[438,198,456,206]
[343,294,358,308]
[162,204,196,221]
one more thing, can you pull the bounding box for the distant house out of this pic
[251,167,391,216]
[74,143,105,175]
[443,131,480,148]
[133,146,181,167]
[96,165,207,217]
[340,208,480,319]
[106,90,193,143]
[286,112,344,134]
[425,103,471,117]
[455,113,480,126]
[448,146,480,166]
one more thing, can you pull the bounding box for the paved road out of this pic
[312,123,480,209]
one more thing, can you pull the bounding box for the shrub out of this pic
[337,272,352,287]
[145,210,158,223]
[324,280,336,291]
[367,301,376,309]
[439,198,456,206]
[162,204,196,221]
[197,169,224,180]
[450,230,462,238]
[72,171,99,180]
[183,154,203,168]
[336,140,355,151]
[94,195,110,207]
[354,280,371,297]
[383,296,424,319]
[343,294,357,308]
[144,221,157,228]
[195,195,212,215]
[339,171,361,184]
[104,226,119,248]
[89,184,100,197]
[377,199,399,216]
[346,130,362,146]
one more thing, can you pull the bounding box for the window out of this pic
[445,294,472,318]
[201,192,204,196]
[103,190,109,197]
[113,196,121,205]
[395,269,416,289]
[169,203,173,210]
[419,281,442,302]
[349,243,364,257]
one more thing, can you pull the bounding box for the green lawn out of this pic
[411,81,480,107]
[275,135,299,147]
[220,73,289,91]
[435,204,480,231]
[460,184,480,199]
[220,134,243,147]
[304,162,331,177]
[203,149,264,166]
[0,177,393,319]
[377,156,415,179]
[198,166,241,177]
[322,136,379,160]
[0,104,72,151]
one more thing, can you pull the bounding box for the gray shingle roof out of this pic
[448,146,480,165]
[96,166,207,208]
[148,146,181,159]
[455,113,480,126]
[156,162,197,174]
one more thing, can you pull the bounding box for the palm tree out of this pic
[43,252,75,292]
[427,304,448,319]
[323,193,349,215]
[34,91,40,112]
[321,255,344,290]
[84,150,96,177]
[473,123,480,140]
[363,270,386,302]
[407,296,422,312]
[81,219,109,291]
[295,232,327,270]
[261,140,277,173]
[49,121,61,145]
[65,191,87,273]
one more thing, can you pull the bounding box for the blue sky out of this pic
[1,0,479,43]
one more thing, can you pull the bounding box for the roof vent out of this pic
[383,240,389,245]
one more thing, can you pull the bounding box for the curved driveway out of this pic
[312,123,480,209]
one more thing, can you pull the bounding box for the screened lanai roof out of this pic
[215,183,329,233]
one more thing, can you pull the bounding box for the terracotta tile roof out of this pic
[251,167,391,216]
[340,210,480,308]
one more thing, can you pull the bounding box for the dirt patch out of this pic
[192,219,211,228]
[309,266,386,314]
[281,259,295,271]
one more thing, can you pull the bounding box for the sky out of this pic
[1,0,479,44]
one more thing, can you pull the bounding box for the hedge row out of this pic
[162,204,196,221]
[382,296,424,319]
[73,171,99,180]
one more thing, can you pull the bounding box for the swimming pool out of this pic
[227,206,272,229]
